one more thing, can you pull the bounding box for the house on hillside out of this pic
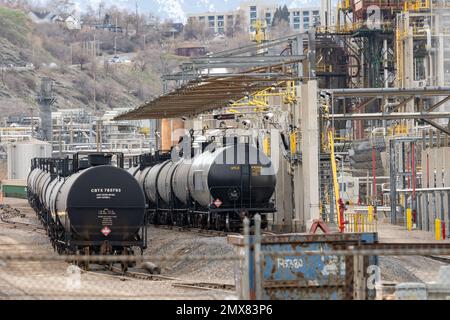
[27,10,81,30]
[28,11,61,24]
[60,14,81,30]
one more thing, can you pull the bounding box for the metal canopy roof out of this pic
[114,70,300,120]
[114,32,311,121]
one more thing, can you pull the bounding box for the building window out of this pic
[199,16,205,22]
[250,5,257,21]
[414,57,426,81]
[303,11,309,17]
[312,10,319,16]
[265,12,271,25]
[294,23,300,29]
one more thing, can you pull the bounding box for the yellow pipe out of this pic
[329,130,342,230]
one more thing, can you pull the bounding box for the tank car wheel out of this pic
[214,214,221,231]
[121,249,129,273]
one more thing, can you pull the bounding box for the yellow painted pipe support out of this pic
[436,219,442,241]
[290,132,297,154]
[368,206,374,223]
[407,208,413,231]
[263,137,271,156]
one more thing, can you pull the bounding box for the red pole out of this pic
[339,199,345,233]
[442,222,446,241]
[406,149,410,189]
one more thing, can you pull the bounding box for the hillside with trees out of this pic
[0,3,185,117]
[0,1,255,118]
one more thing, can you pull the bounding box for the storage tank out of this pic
[8,141,52,180]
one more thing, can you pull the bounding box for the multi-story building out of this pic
[187,11,241,35]
[187,0,331,35]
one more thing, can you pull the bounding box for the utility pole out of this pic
[114,16,118,56]
[29,107,34,139]
[96,119,103,152]
[59,116,63,158]
[135,0,139,36]
[93,31,97,114]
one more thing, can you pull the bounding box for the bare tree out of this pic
[183,18,205,41]
[133,50,148,72]
[72,47,90,70]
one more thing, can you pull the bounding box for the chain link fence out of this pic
[1,215,450,300]
[0,247,449,300]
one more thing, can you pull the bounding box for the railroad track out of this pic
[152,224,237,238]
[0,215,46,235]
[425,255,450,264]
[151,224,275,238]
[172,282,235,292]
[87,265,235,293]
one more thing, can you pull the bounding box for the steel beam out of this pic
[352,97,377,111]
[422,119,450,136]
[190,55,306,63]
[425,95,450,112]
[331,112,450,120]
[388,96,414,113]
[329,87,450,98]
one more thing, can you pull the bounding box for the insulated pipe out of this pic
[382,187,450,193]
[328,87,450,97]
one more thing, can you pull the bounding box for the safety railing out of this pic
[344,212,378,233]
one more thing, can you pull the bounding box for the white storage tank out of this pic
[7,141,52,180]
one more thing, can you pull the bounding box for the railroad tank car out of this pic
[27,153,147,260]
[135,139,277,231]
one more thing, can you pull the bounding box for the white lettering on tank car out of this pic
[90,188,122,193]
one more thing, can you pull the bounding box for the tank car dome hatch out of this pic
[88,153,113,166]
[78,158,90,170]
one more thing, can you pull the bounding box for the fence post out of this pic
[254,214,262,300]
[242,217,251,300]
[353,253,366,300]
